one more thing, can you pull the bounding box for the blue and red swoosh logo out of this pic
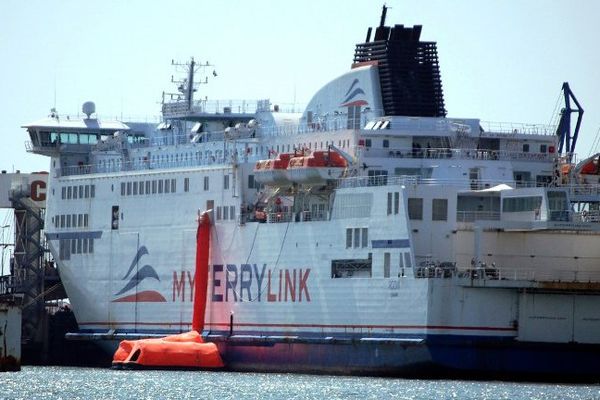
[112,246,166,302]
[340,78,369,107]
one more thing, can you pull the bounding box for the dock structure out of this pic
[0,296,22,371]
[0,171,66,364]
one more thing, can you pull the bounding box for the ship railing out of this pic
[362,146,554,162]
[58,155,232,177]
[456,211,501,222]
[479,121,556,136]
[162,99,305,118]
[458,267,600,283]
[266,211,294,223]
[259,116,361,137]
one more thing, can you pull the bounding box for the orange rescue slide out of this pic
[112,212,224,369]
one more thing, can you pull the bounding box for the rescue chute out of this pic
[112,211,224,369]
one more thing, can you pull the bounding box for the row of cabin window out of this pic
[215,206,236,221]
[346,227,369,249]
[58,238,94,260]
[407,198,448,221]
[121,179,177,196]
[53,214,89,229]
[61,184,96,200]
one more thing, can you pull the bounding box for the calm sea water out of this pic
[1,367,600,400]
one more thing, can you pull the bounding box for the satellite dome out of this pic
[82,101,96,119]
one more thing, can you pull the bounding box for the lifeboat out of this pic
[253,153,293,185]
[287,150,347,184]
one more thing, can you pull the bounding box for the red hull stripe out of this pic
[111,290,167,303]
[78,321,516,332]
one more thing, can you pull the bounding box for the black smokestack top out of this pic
[353,9,446,117]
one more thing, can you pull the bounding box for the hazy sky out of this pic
[1,0,599,172]
[0,0,600,175]
[1,0,599,270]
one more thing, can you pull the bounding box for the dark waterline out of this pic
[1,366,600,400]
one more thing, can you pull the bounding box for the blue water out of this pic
[1,367,599,400]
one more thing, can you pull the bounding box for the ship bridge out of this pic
[24,115,133,157]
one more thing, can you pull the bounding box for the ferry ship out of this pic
[23,7,600,378]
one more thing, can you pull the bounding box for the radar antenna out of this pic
[163,58,216,113]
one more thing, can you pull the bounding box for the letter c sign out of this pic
[30,180,47,202]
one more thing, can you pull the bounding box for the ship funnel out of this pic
[82,101,96,119]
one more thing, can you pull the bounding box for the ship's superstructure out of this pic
[22,7,600,378]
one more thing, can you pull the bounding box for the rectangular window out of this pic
[84,185,90,198]
[387,192,392,215]
[133,181,138,195]
[164,179,170,193]
[121,182,126,196]
[184,177,190,192]
[82,238,88,254]
[66,214,71,228]
[79,185,83,198]
[361,228,368,248]
[90,185,95,198]
[540,144,547,153]
[216,206,222,220]
[61,187,66,199]
[78,214,83,227]
[408,198,423,220]
[432,199,448,221]
[248,174,255,189]
[365,138,372,148]
[84,214,89,227]
[152,180,157,194]
[77,238,82,254]
[71,238,76,254]
[67,186,72,199]
[204,176,209,191]
[223,206,229,220]
[384,252,391,278]
[145,181,151,194]
[111,206,119,230]
[383,139,389,148]
[207,200,214,211]
[171,179,176,193]
[89,238,94,253]
[403,252,412,268]
[346,228,352,248]
[73,186,78,199]
[394,192,400,214]
[353,227,360,248]
[54,216,58,228]
[60,215,65,228]
[139,181,144,195]
[158,180,163,193]
[126,182,132,195]
[230,205,236,221]
[224,175,230,190]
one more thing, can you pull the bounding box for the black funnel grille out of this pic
[353,24,446,117]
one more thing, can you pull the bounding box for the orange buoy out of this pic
[112,211,224,369]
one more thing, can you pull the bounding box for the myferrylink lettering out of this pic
[172,264,311,303]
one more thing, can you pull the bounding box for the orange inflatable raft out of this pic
[112,212,224,369]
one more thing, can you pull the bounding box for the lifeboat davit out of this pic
[287,151,347,184]
[112,212,224,369]
[253,153,293,185]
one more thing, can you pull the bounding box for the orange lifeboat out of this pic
[287,150,347,184]
[253,153,293,186]
[112,212,224,370]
